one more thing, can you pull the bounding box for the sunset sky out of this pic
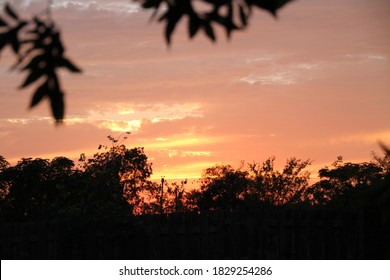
[0,0,389,182]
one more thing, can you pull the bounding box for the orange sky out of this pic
[0,0,389,181]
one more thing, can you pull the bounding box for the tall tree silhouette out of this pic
[197,164,250,211]
[246,157,311,206]
[0,158,53,221]
[82,144,157,216]
[304,152,389,208]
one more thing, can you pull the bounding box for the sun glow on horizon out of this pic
[142,136,220,150]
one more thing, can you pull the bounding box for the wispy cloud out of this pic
[97,120,142,132]
[344,54,387,61]
[145,136,221,150]
[245,53,287,64]
[151,116,185,123]
[238,72,297,86]
[54,0,140,14]
[292,63,318,70]
[0,117,52,126]
[182,151,211,157]
[234,55,321,86]
[20,0,140,15]
[235,51,387,88]
[329,130,390,145]
[168,150,211,158]
[62,102,204,132]
[166,150,211,158]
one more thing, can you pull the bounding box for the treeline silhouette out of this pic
[1,142,389,223]
[1,142,390,259]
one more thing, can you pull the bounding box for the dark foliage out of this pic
[0,145,155,222]
[196,164,250,211]
[1,143,389,223]
[0,3,81,123]
[1,1,293,121]
[135,0,294,44]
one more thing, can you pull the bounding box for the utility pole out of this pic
[160,176,165,215]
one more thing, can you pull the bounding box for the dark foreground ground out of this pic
[1,208,389,259]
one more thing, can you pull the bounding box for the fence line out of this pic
[0,208,388,259]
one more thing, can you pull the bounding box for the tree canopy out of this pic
[1,143,389,223]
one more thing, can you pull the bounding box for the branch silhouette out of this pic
[1,0,293,121]
[0,2,81,123]
[135,0,294,44]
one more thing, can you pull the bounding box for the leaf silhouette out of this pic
[188,15,200,39]
[0,16,8,27]
[0,33,9,52]
[202,21,216,42]
[2,1,295,122]
[136,0,295,43]
[20,70,44,88]
[59,57,82,73]
[162,8,183,45]
[10,35,20,53]
[254,0,294,17]
[30,82,48,108]
[51,32,65,56]
[20,54,45,71]
[239,5,248,27]
[0,22,27,54]
[5,3,20,21]
[0,4,82,122]
[50,89,65,123]
[141,0,163,9]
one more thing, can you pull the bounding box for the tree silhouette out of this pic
[0,156,10,210]
[1,149,390,259]
[82,144,157,216]
[247,157,311,206]
[0,0,293,122]
[303,152,390,210]
[0,141,158,221]
[0,155,10,171]
[189,157,311,212]
[0,157,53,221]
[159,180,190,214]
[197,164,250,211]
[1,149,389,222]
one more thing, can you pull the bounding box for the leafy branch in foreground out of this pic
[135,0,294,44]
[0,3,81,123]
[1,1,294,121]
